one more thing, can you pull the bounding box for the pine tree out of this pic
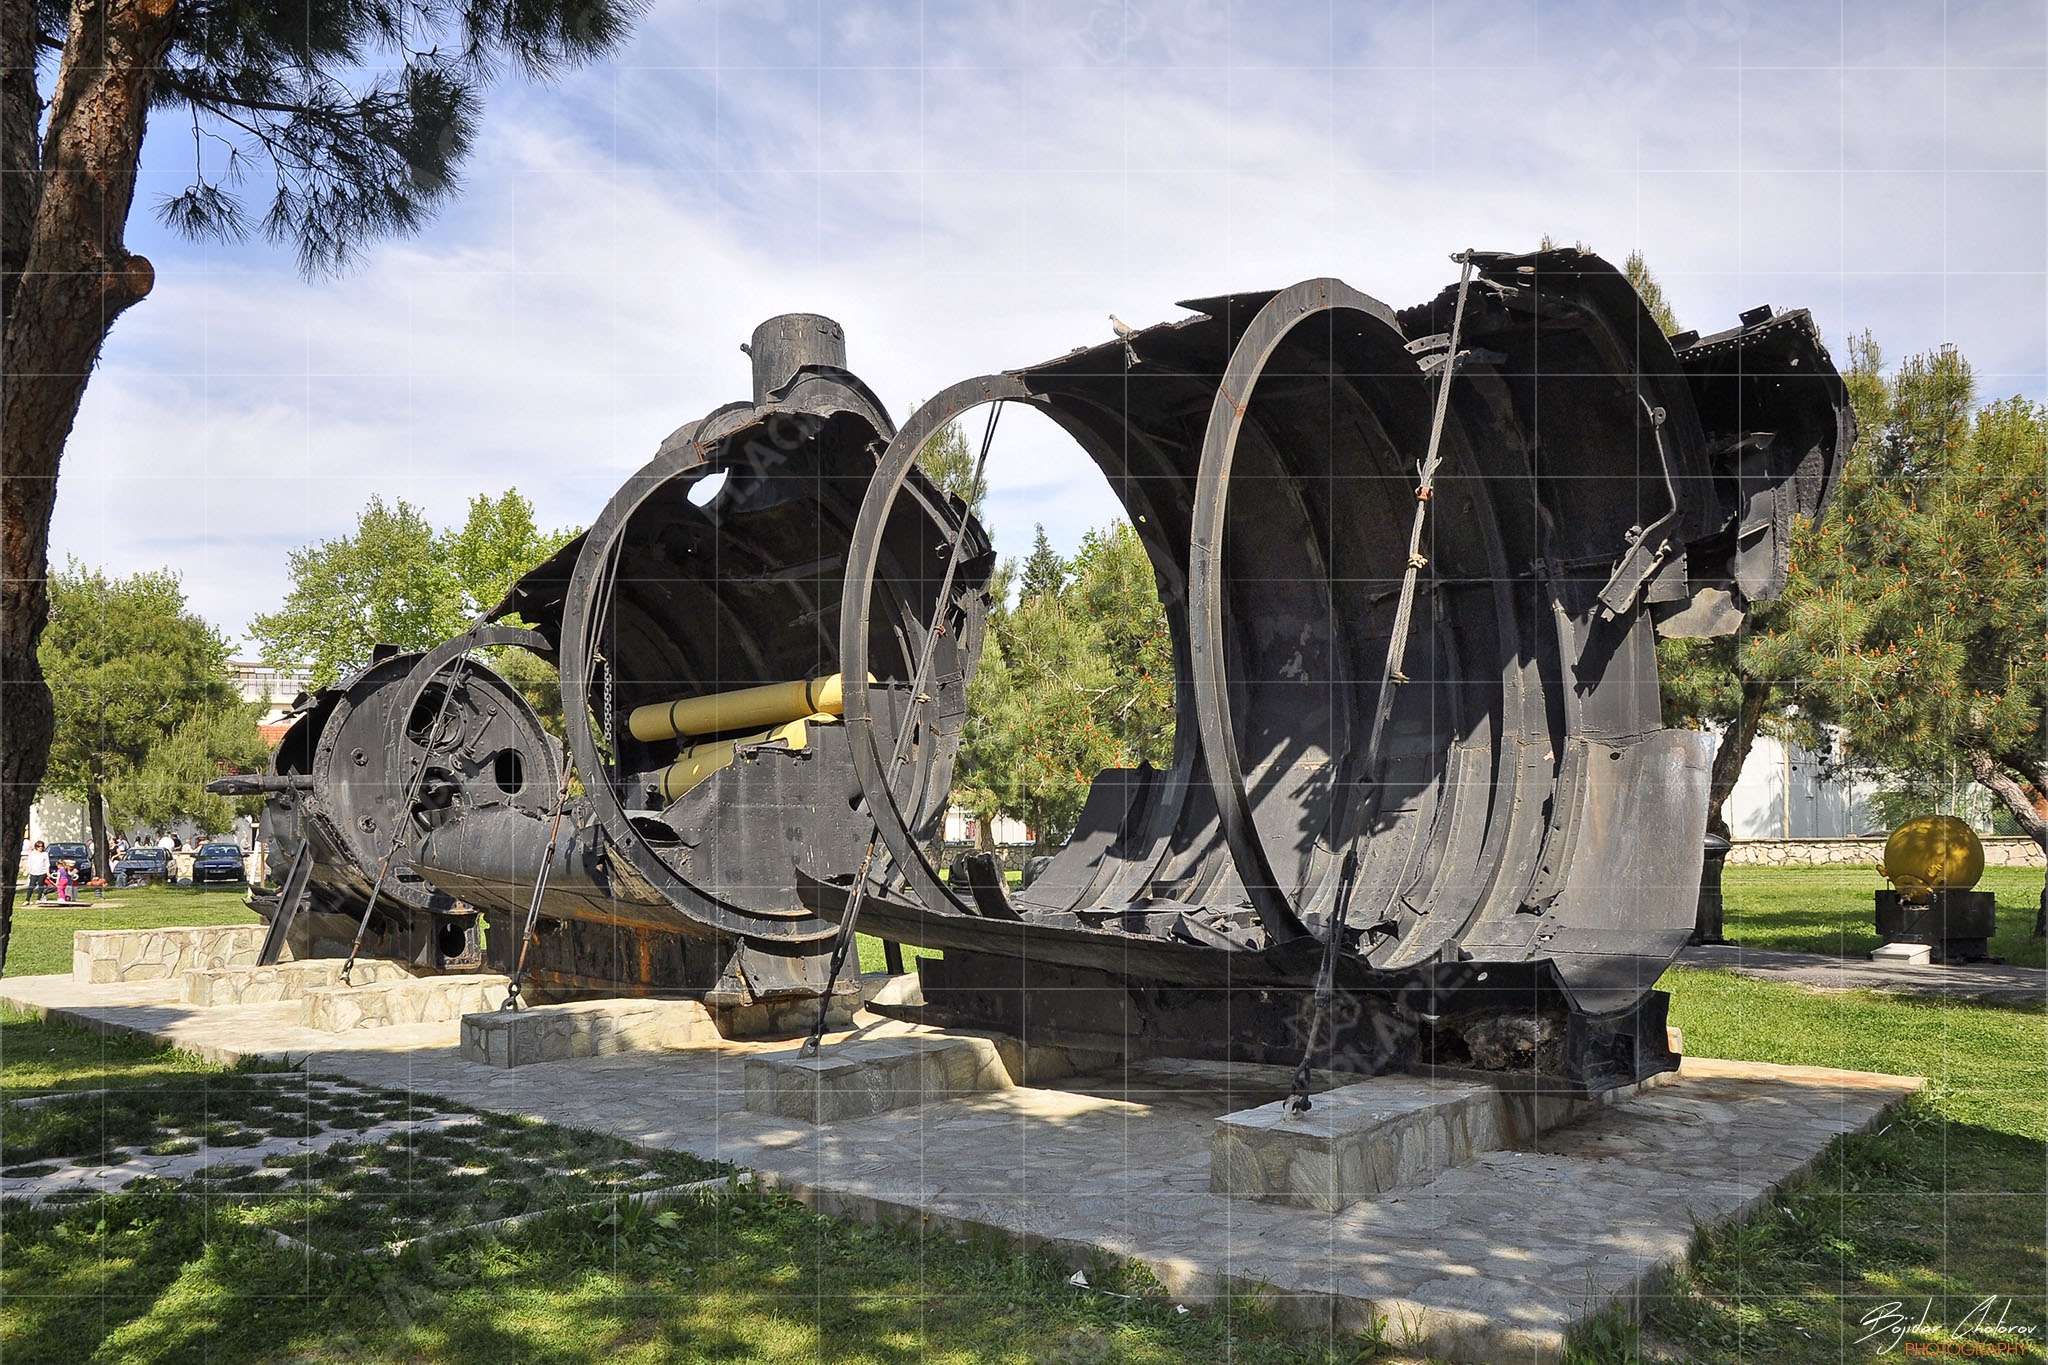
[1760,343,2048,932]
[1019,525,1067,601]
[1,0,643,975]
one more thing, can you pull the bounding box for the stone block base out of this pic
[461,998,723,1068]
[745,1035,1009,1124]
[301,974,510,1031]
[73,925,285,984]
[1871,941,1933,965]
[182,959,415,1006]
[1212,1077,1508,1212]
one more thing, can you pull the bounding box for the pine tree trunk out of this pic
[87,758,109,880]
[1705,676,1774,841]
[0,0,174,975]
[1964,748,2048,939]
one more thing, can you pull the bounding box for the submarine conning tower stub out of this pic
[484,314,993,998]
[824,250,1852,1093]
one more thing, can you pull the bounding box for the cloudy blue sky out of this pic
[52,0,2048,650]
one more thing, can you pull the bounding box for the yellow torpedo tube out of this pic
[627,673,853,744]
[655,717,815,804]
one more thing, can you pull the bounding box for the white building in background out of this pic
[1721,733,1879,839]
[943,808,1034,848]
[1719,730,2007,840]
[231,659,313,747]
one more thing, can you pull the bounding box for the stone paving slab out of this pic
[0,970,1924,1365]
[1,1075,476,1204]
[1677,942,2048,1002]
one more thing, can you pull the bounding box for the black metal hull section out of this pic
[825,250,1849,1093]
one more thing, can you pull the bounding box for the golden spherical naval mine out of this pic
[1880,814,1986,904]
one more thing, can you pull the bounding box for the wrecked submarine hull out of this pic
[818,250,1850,1094]
[243,315,995,1008]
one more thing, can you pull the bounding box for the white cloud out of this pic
[55,0,2048,649]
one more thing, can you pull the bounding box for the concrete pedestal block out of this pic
[461,998,724,1068]
[73,925,285,984]
[1211,1077,1506,1212]
[744,1035,1009,1124]
[182,959,414,1006]
[1871,941,1933,965]
[301,974,510,1031]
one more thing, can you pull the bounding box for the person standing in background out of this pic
[24,841,49,899]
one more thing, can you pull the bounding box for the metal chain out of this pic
[800,404,1003,1057]
[602,649,616,767]
[1286,251,1476,1115]
[340,649,474,985]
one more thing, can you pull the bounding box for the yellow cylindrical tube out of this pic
[628,673,850,743]
[657,742,739,804]
[655,718,811,804]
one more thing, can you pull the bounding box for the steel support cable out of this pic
[502,532,628,1010]
[1285,251,1476,1115]
[799,404,1003,1057]
[501,754,578,1010]
[340,646,477,985]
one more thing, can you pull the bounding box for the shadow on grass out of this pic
[7,1185,1344,1365]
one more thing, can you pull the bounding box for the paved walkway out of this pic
[1676,943,2048,1003]
[0,970,1922,1364]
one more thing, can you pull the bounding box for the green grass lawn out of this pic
[7,882,935,982]
[0,1005,1353,1365]
[1642,967,2048,1362]
[5,872,2045,1362]
[1721,864,2047,967]
[4,882,259,978]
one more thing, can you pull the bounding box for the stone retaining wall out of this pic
[72,925,285,984]
[301,974,509,1031]
[1727,837,2044,869]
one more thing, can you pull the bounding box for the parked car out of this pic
[111,846,172,888]
[189,843,247,886]
[45,842,93,882]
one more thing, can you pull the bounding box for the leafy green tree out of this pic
[1623,249,1680,335]
[37,562,258,885]
[955,523,1175,853]
[1067,522,1174,766]
[446,489,578,621]
[249,496,463,687]
[1,0,643,972]
[1758,343,2048,932]
[108,702,272,840]
[960,589,1121,852]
